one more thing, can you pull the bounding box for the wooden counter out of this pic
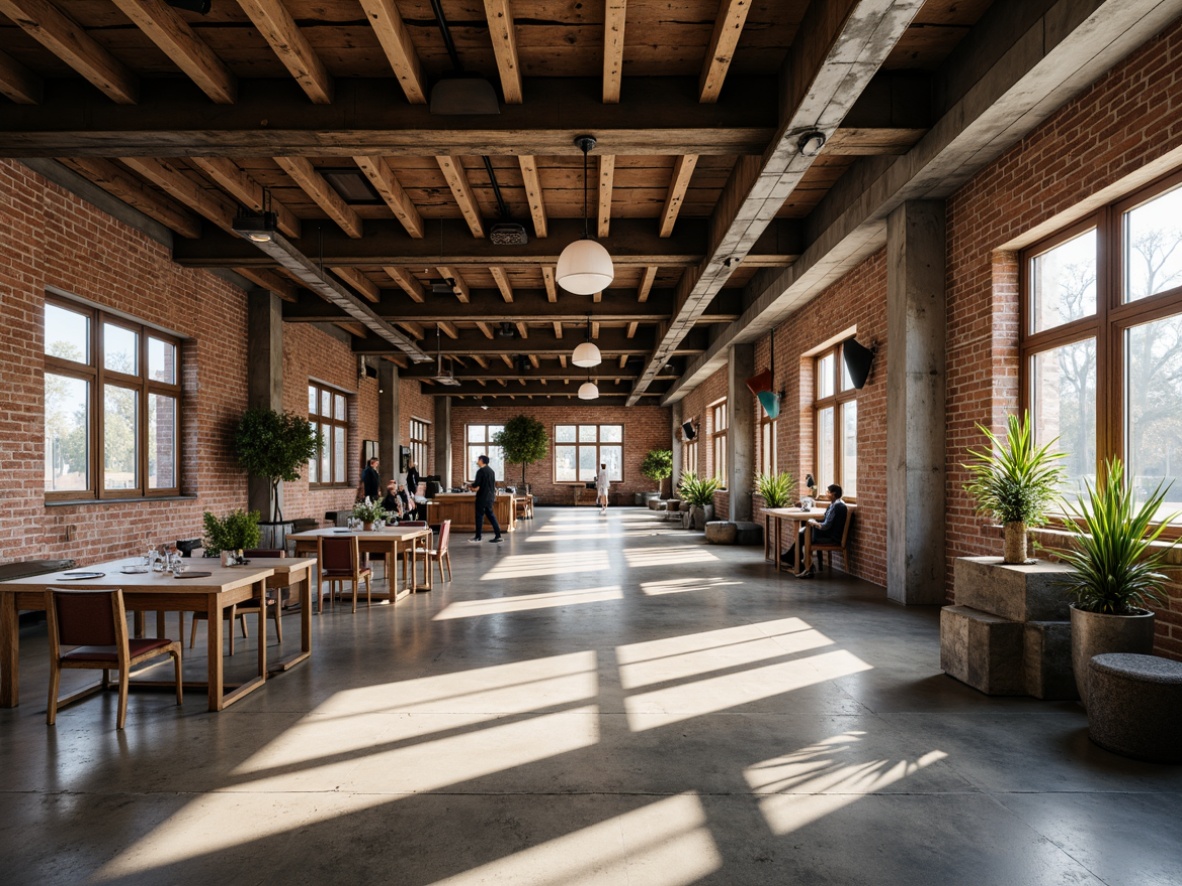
[426,493,517,532]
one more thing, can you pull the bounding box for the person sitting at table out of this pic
[381,481,405,520]
[781,484,847,578]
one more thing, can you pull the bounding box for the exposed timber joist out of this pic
[275,156,363,238]
[518,156,547,237]
[121,156,238,233]
[483,0,523,104]
[698,0,753,103]
[60,157,200,237]
[0,45,42,104]
[353,326,701,357]
[236,0,332,104]
[191,157,300,238]
[354,156,423,238]
[358,0,426,104]
[602,0,627,103]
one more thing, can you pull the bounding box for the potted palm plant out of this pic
[1057,458,1178,706]
[755,471,796,509]
[963,412,1066,564]
[679,471,721,530]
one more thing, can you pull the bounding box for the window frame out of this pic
[552,423,624,483]
[308,381,350,488]
[759,414,778,477]
[1020,169,1182,530]
[710,400,728,487]
[409,417,430,475]
[466,423,505,483]
[43,296,182,502]
[812,342,858,500]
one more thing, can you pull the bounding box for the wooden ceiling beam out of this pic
[483,0,523,104]
[490,267,514,303]
[542,266,557,303]
[698,0,753,103]
[438,321,459,339]
[236,267,297,301]
[384,266,425,302]
[603,0,627,104]
[358,0,426,104]
[354,326,676,356]
[626,321,639,339]
[476,322,495,340]
[191,157,300,238]
[637,265,658,303]
[0,47,42,104]
[332,267,380,303]
[436,156,485,239]
[552,321,563,338]
[0,0,137,104]
[470,355,488,369]
[354,155,423,238]
[518,156,547,238]
[120,156,237,233]
[437,267,470,303]
[61,157,200,238]
[274,156,362,238]
[597,154,615,238]
[236,0,332,104]
[659,154,699,237]
[398,320,425,339]
[111,0,235,104]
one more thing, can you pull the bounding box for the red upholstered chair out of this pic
[46,588,183,730]
[318,536,372,613]
[428,520,453,583]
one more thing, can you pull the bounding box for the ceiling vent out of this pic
[430,278,456,294]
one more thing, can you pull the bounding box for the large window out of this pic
[409,418,430,474]
[308,383,348,486]
[44,298,180,500]
[467,424,504,482]
[760,415,778,476]
[1022,173,1182,518]
[813,342,858,497]
[711,400,728,486]
[554,424,622,482]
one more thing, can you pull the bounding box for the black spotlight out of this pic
[843,338,876,389]
[682,421,696,441]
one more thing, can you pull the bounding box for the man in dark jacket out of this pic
[782,484,847,577]
[467,454,502,543]
[361,457,381,501]
[405,460,422,518]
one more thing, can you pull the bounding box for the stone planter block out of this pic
[648,498,666,510]
[1023,621,1078,700]
[940,605,1025,696]
[705,522,738,544]
[954,557,1076,622]
[733,522,763,546]
[1087,653,1182,763]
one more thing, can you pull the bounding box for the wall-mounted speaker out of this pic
[682,421,696,440]
[843,338,875,389]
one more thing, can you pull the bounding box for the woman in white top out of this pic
[596,463,610,515]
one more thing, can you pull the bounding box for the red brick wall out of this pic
[676,366,731,517]
[0,159,249,565]
[400,375,434,476]
[448,404,671,505]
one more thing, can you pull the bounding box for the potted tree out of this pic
[755,471,796,509]
[963,412,1066,564]
[640,449,673,506]
[1057,458,1178,706]
[678,471,721,530]
[202,509,262,557]
[493,415,549,492]
[234,408,322,524]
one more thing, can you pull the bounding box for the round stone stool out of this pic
[1087,653,1182,763]
[704,521,738,544]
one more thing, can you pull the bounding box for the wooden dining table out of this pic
[288,524,434,603]
[763,507,830,574]
[0,558,314,712]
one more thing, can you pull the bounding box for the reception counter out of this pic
[426,493,517,533]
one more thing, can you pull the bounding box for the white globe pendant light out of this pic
[578,379,599,400]
[557,136,614,295]
[571,316,602,367]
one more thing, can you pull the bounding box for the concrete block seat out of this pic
[734,522,763,546]
[1087,653,1182,763]
[705,521,738,544]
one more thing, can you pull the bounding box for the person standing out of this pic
[468,454,502,543]
[596,462,610,515]
[405,459,422,519]
[361,456,381,501]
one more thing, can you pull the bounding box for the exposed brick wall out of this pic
[448,404,671,505]
[400,375,434,476]
[676,366,731,517]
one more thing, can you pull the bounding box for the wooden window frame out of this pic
[466,423,504,483]
[710,400,728,488]
[760,415,778,477]
[552,424,625,484]
[813,342,857,500]
[409,417,430,474]
[308,382,349,488]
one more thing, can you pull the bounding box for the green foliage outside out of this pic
[963,412,1066,527]
[1057,458,1179,614]
[755,471,796,509]
[234,408,322,522]
[678,471,721,508]
[202,509,261,557]
[352,498,388,524]
[492,415,549,487]
[640,449,674,493]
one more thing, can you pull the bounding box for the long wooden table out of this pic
[0,558,314,712]
[288,525,433,603]
[764,505,856,574]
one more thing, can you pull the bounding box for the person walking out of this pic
[467,454,502,543]
[405,459,422,518]
[361,456,381,501]
[596,462,610,515]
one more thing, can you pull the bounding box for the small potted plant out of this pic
[678,471,721,530]
[202,509,262,557]
[352,497,387,531]
[963,411,1066,564]
[1057,458,1178,705]
[755,471,796,509]
[641,449,673,506]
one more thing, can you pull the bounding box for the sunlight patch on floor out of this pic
[526,528,681,542]
[481,550,609,580]
[430,793,721,886]
[623,545,718,568]
[746,732,948,833]
[640,576,744,596]
[434,585,624,619]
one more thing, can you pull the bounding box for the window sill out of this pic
[46,494,197,507]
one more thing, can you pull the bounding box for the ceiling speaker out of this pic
[682,421,696,440]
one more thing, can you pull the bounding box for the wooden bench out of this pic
[1087,653,1182,763]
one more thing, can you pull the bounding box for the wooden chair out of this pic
[428,519,453,583]
[396,521,430,587]
[805,507,854,573]
[318,536,372,613]
[235,548,288,644]
[46,588,182,729]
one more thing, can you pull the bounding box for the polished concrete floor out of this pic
[2,506,1181,885]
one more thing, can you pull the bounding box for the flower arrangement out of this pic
[352,497,387,525]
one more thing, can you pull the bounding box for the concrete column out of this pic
[435,396,452,489]
[671,401,683,495]
[378,361,401,482]
[727,343,755,521]
[887,200,947,605]
[246,290,283,518]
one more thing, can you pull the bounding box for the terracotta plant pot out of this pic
[363,521,374,531]
[1002,521,1028,564]
[1070,603,1155,708]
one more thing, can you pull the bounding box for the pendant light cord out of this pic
[582,144,590,240]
